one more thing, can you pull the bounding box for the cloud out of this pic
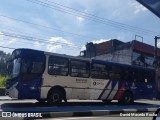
[80,39,110,51]
[33,41,45,49]
[0,32,4,35]
[81,44,86,51]
[46,36,75,52]
[0,37,17,45]
[48,37,74,46]
[8,39,17,44]
[46,44,62,52]
[76,17,84,22]
[92,39,110,44]
[132,2,147,14]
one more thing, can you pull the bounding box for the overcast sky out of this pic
[0,0,159,55]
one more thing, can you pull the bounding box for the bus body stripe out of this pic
[98,80,111,99]
[106,81,118,100]
[113,82,125,100]
[101,81,112,99]
[107,82,118,100]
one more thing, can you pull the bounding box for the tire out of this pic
[102,100,112,104]
[36,99,46,103]
[118,91,133,105]
[47,89,63,105]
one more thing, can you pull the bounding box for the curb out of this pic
[39,108,158,118]
[0,108,158,119]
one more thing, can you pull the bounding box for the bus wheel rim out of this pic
[53,93,59,102]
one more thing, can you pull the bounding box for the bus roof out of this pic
[14,48,156,71]
[92,59,155,71]
[13,48,91,61]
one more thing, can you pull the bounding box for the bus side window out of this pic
[124,69,138,82]
[48,56,69,76]
[109,65,122,80]
[70,60,90,78]
[91,63,108,79]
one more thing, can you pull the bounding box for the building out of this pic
[80,39,160,69]
[80,39,160,96]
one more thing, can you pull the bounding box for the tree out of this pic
[0,50,11,75]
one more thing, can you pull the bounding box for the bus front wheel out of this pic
[47,89,63,105]
[118,91,133,105]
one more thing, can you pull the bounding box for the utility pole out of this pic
[154,36,160,69]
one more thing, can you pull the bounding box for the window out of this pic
[31,62,43,73]
[70,60,90,78]
[124,68,138,82]
[109,65,122,80]
[91,63,108,79]
[12,58,21,78]
[48,56,68,76]
[22,60,44,74]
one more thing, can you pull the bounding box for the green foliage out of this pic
[0,75,7,88]
[0,50,11,87]
[0,50,11,75]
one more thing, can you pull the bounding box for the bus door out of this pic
[138,70,155,99]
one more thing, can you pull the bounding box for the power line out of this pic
[1,31,82,50]
[0,15,117,43]
[0,15,99,40]
[44,0,158,35]
[0,32,84,54]
[0,45,15,49]
[26,0,159,36]
[1,31,83,52]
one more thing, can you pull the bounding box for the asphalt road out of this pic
[37,116,155,120]
[0,99,159,112]
[0,96,159,119]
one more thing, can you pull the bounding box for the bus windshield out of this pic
[7,58,21,79]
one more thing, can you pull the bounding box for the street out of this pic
[0,96,159,119]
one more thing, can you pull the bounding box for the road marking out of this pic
[43,117,98,120]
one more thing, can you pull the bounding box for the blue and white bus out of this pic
[6,48,160,104]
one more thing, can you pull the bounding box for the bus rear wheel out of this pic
[47,89,63,105]
[118,91,133,105]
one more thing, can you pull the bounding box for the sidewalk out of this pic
[0,96,12,100]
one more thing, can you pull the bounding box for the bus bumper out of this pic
[5,82,18,98]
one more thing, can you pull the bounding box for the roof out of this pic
[136,0,160,18]
[132,40,160,57]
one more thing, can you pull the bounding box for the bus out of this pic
[5,48,160,104]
